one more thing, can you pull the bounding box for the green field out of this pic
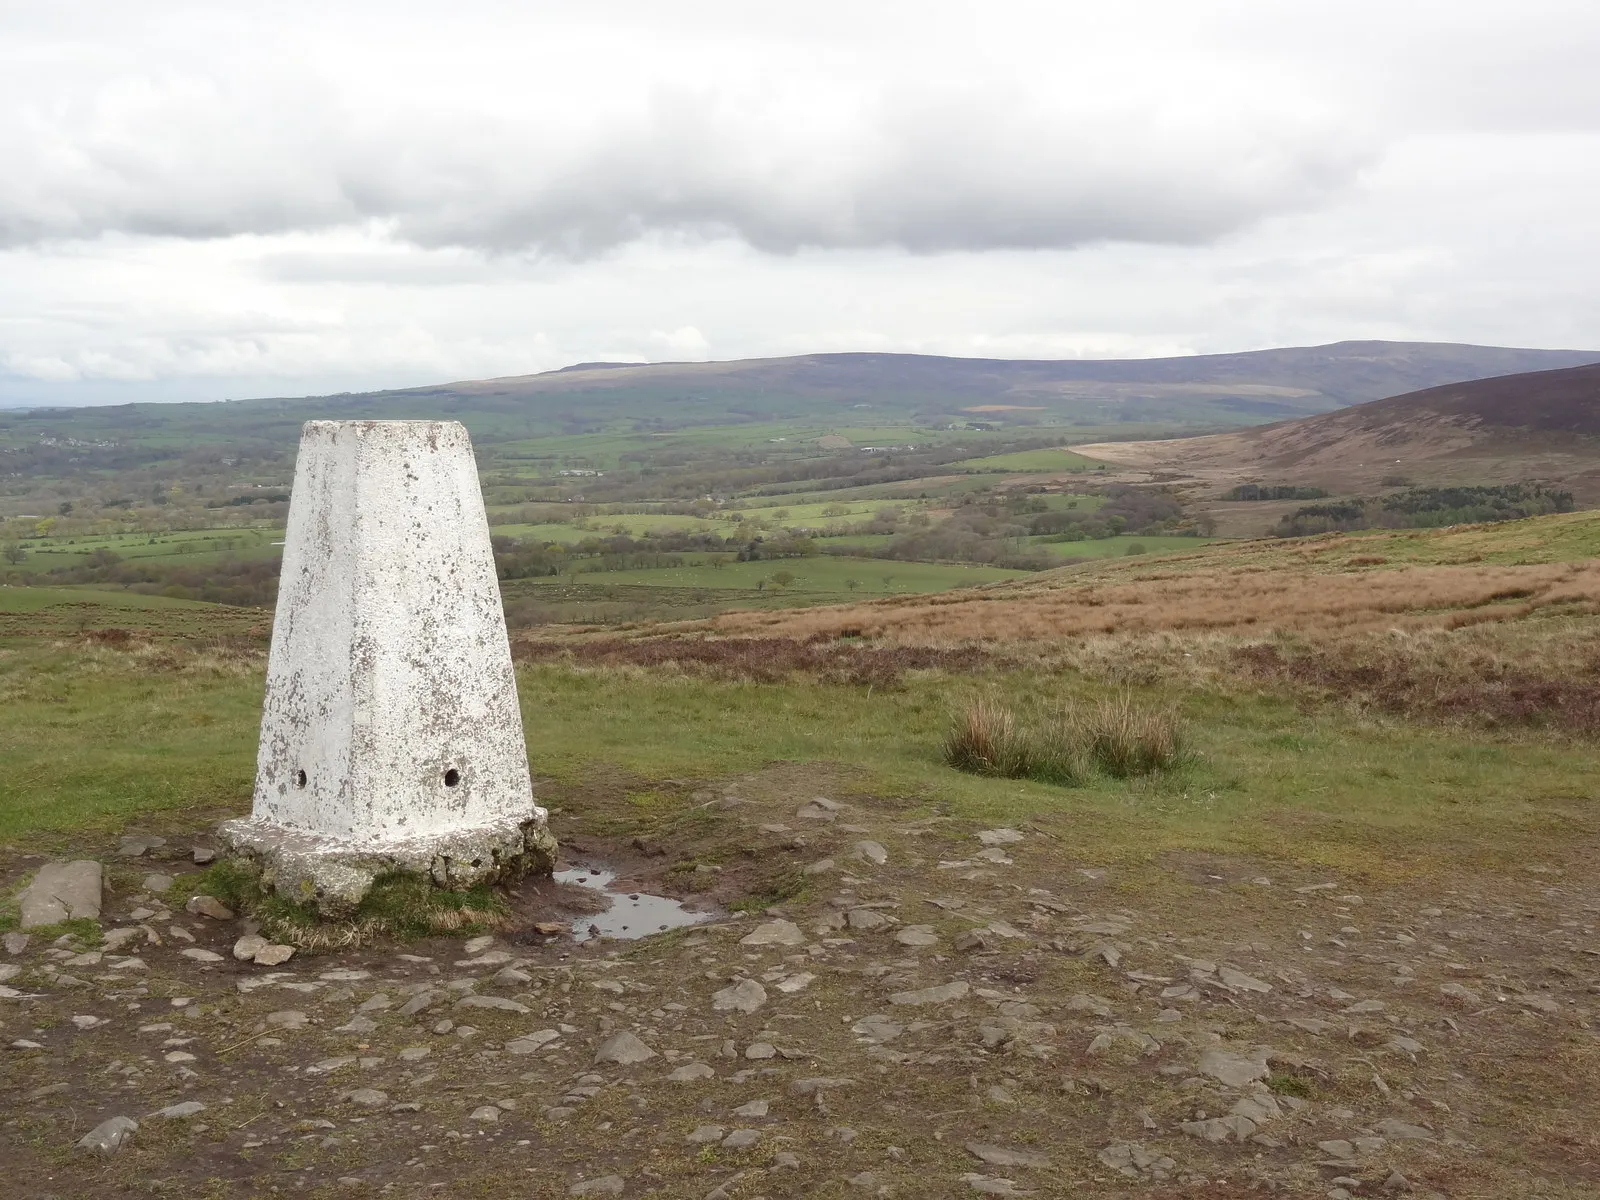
[0,585,222,613]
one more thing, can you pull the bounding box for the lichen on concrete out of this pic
[221,419,554,915]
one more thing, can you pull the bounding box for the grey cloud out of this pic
[0,73,1368,258]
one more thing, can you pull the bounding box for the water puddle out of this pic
[554,863,716,943]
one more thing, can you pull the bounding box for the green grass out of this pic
[0,586,220,613]
[7,527,282,575]
[1,638,1594,878]
[0,642,259,841]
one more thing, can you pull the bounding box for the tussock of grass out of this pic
[943,694,1183,784]
[185,860,510,950]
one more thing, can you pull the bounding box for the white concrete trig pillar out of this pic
[221,420,553,913]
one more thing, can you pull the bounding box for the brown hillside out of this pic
[1071,361,1600,499]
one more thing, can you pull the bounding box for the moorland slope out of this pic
[1073,361,1600,500]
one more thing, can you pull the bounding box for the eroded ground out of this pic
[3,767,1599,1199]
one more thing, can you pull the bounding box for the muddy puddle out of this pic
[554,863,717,943]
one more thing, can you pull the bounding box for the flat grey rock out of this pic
[233,934,269,961]
[852,840,888,865]
[2,932,28,954]
[184,895,234,921]
[454,994,530,1013]
[889,981,969,1006]
[1197,1044,1273,1088]
[593,1031,656,1065]
[967,1143,1051,1168]
[569,1174,625,1195]
[739,919,805,947]
[976,829,1024,846]
[846,908,892,932]
[507,1029,562,1054]
[961,1175,1033,1196]
[20,861,103,929]
[76,1115,137,1154]
[153,1101,206,1119]
[669,1061,715,1082]
[141,874,174,894]
[712,979,767,1013]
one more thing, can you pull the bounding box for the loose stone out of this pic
[20,861,103,929]
[76,1115,138,1155]
[185,895,234,921]
[567,1178,625,1196]
[712,979,768,1014]
[739,919,806,947]
[594,1031,657,1065]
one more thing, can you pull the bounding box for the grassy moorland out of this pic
[3,512,1600,1197]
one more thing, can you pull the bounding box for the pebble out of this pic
[346,1089,389,1107]
[895,925,940,947]
[669,1062,715,1082]
[722,1128,761,1148]
[180,948,225,963]
[469,1105,500,1122]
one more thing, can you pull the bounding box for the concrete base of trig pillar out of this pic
[220,419,553,916]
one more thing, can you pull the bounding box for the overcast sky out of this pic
[3,1,1599,406]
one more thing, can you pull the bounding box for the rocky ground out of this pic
[3,768,1598,1199]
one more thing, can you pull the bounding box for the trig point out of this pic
[221,420,554,914]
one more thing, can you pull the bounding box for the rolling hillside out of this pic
[5,342,1599,459]
[1073,361,1600,502]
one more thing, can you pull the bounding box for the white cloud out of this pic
[1,0,1598,404]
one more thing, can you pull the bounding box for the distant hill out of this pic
[1072,361,1600,502]
[300,340,1600,430]
[8,341,1600,445]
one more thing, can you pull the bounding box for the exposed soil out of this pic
[4,765,1599,1198]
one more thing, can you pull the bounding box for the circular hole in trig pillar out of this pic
[444,768,461,788]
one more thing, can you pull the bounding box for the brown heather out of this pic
[705,560,1600,642]
[512,633,994,687]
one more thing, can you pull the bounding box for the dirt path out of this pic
[3,769,1597,1198]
